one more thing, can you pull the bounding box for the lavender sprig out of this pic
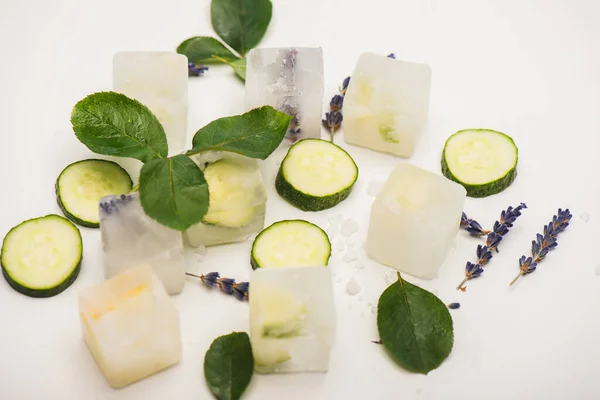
[322,76,348,142]
[460,212,491,237]
[509,208,572,286]
[456,203,527,290]
[186,272,249,301]
[188,62,209,77]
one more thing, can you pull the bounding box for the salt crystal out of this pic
[325,228,337,240]
[366,179,384,197]
[336,240,346,252]
[346,278,361,295]
[347,304,353,310]
[357,295,363,302]
[353,262,364,271]
[581,213,590,223]
[194,245,207,256]
[335,276,342,283]
[385,270,397,284]
[328,214,344,228]
[342,251,358,263]
[345,237,357,247]
[341,219,359,237]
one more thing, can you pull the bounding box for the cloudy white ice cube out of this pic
[249,267,335,373]
[78,265,182,388]
[99,192,186,295]
[245,47,324,144]
[184,151,267,247]
[365,163,466,279]
[113,51,188,153]
[343,52,432,157]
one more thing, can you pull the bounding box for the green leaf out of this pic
[377,272,454,374]
[71,91,168,163]
[204,332,254,400]
[189,106,291,159]
[229,58,246,80]
[177,36,240,64]
[139,155,209,231]
[210,0,272,56]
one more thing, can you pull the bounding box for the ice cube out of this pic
[340,219,359,237]
[78,265,181,388]
[245,47,324,144]
[99,192,186,295]
[249,267,336,373]
[343,53,432,157]
[581,212,590,223]
[184,152,267,247]
[366,163,466,279]
[113,52,188,153]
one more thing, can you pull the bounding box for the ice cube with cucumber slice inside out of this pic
[441,129,518,197]
[184,151,267,247]
[249,267,336,373]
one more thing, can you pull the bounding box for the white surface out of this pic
[0,0,599,399]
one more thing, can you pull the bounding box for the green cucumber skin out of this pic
[250,220,332,270]
[441,129,518,198]
[55,159,133,228]
[275,169,356,212]
[1,214,83,298]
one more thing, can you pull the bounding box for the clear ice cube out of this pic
[113,51,188,153]
[184,151,267,247]
[343,53,432,157]
[78,265,182,388]
[249,267,336,373]
[99,192,186,295]
[245,47,324,144]
[365,163,466,279]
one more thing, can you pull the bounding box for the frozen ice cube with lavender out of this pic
[365,163,466,279]
[249,266,335,373]
[245,47,324,144]
[78,265,181,389]
[184,151,267,247]
[343,52,432,157]
[99,192,186,295]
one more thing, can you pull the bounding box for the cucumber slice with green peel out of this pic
[251,220,331,270]
[441,129,518,198]
[56,159,132,228]
[276,139,358,211]
[1,214,82,298]
[255,285,307,338]
[202,160,258,228]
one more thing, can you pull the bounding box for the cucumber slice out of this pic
[202,160,258,228]
[56,159,133,228]
[441,129,518,198]
[252,338,292,368]
[251,220,331,270]
[1,214,82,298]
[255,285,307,338]
[276,139,358,211]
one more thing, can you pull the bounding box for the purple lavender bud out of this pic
[330,94,344,112]
[447,302,460,310]
[219,278,235,295]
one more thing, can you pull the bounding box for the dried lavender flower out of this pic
[447,302,460,310]
[456,203,527,290]
[188,62,209,77]
[387,53,396,59]
[509,208,572,286]
[186,272,249,301]
[460,212,491,237]
[330,95,344,112]
[340,76,350,95]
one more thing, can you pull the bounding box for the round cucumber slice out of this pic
[202,160,258,228]
[276,139,358,211]
[251,220,331,270]
[1,214,82,298]
[441,129,518,198]
[56,159,133,228]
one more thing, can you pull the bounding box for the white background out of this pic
[1,0,599,399]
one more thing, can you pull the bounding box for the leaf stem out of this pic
[211,55,234,66]
[329,127,335,143]
[130,184,139,193]
[509,271,523,286]
[186,272,202,279]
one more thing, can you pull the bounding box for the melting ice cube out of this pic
[99,192,186,295]
[343,53,432,157]
[245,47,324,144]
[365,163,466,279]
[249,267,336,373]
[78,265,181,388]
